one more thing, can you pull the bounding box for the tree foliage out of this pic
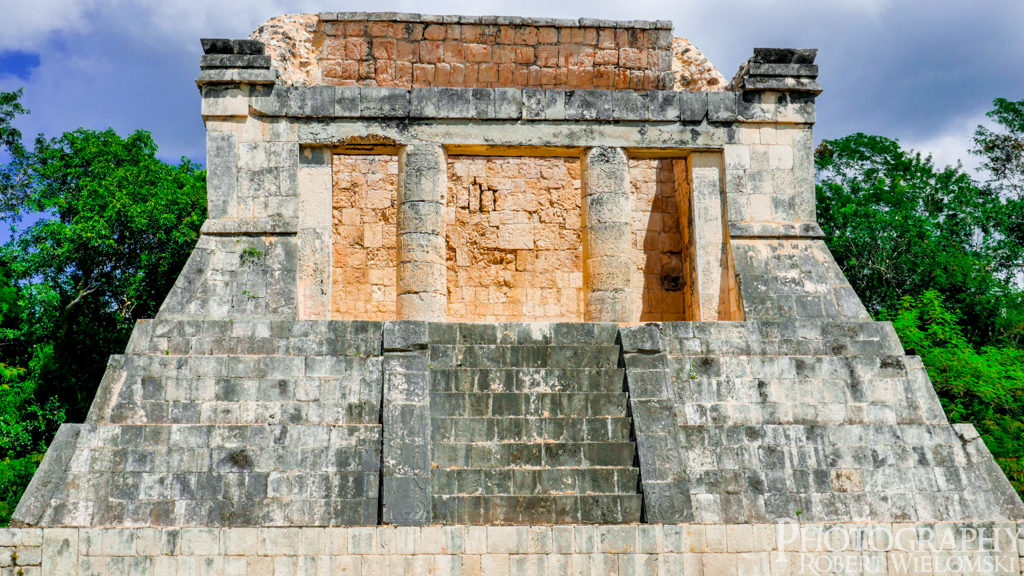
[815,132,1023,346]
[973,98,1024,199]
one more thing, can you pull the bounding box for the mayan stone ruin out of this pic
[4,11,1024,576]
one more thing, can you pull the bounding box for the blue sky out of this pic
[0,0,1021,172]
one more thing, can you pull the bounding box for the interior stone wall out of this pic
[445,156,583,322]
[628,158,690,322]
[331,154,399,320]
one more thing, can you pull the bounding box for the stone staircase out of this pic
[424,323,643,524]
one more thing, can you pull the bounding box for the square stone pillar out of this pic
[397,143,447,321]
[683,152,744,320]
[582,146,633,323]
[296,147,333,320]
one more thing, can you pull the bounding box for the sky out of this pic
[0,0,1022,173]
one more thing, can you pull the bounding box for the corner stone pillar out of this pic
[397,143,447,321]
[296,147,333,320]
[684,152,739,320]
[582,147,633,322]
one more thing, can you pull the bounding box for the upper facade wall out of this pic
[250,12,724,91]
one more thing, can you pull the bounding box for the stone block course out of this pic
[3,523,1024,575]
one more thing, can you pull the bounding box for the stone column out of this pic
[296,147,333,320]
[582,146,633,323]
[397,143,447,321]
[684,152,733,321]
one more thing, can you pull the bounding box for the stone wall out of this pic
[253,13,686,91]
[5,523,1024,575]
[628,158,689,322]
[445,156,583,323]
[331,154,399,320]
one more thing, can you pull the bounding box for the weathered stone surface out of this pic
[5,522,1020,576]
[13,17,1024,575]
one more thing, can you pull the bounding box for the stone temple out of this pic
[4,11,1024,575]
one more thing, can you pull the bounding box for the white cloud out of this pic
[903,112,992,175]
[0,0,100,51]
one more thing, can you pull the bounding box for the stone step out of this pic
[655,320,904,357]
[430,441,636,468]
[129,320,623,356]
[429,392,628,418]
[109,398,380,425]
[115,354,382,379]
[656,355,944,426]
[428,345,621,369]
[424,322,620,346]
[431,466,638,496]
[128,319,383,357]
[42,495,380,527]
[432,416,632,443]
[71,425,382,473]
[431,494,643,524]
[429,368,624,393]
[674,355,913,381]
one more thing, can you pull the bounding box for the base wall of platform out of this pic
[4,523,1024,575]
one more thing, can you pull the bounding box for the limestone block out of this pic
[320,88,355,119]
[399,147,447,205]
[707,91,738,122]
[359,87,410,118]
[396,293,446,322]
[288,86,335,117]
[522,89,566,120]
[585,256,633,292]
[679,92,709,122]
[566,90,613,120]
[249,85,290,117]
[201,85,249,118]
[647,91,679,122]
[611,91,647,121]
[397,233,445,265]
[397,202,444,236]
[583,192,631,225]
[493,88,523,119]
[396,262,446,294]
[206,132,238,219]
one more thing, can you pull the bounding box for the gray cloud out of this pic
[0,0,1020,168]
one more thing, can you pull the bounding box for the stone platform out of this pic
[7,10,1024,575]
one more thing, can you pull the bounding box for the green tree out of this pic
[972,98,1024,325]
[973,98,1024,199]
[815,133,1021,345]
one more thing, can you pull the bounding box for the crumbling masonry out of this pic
[5,12,1024,576]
